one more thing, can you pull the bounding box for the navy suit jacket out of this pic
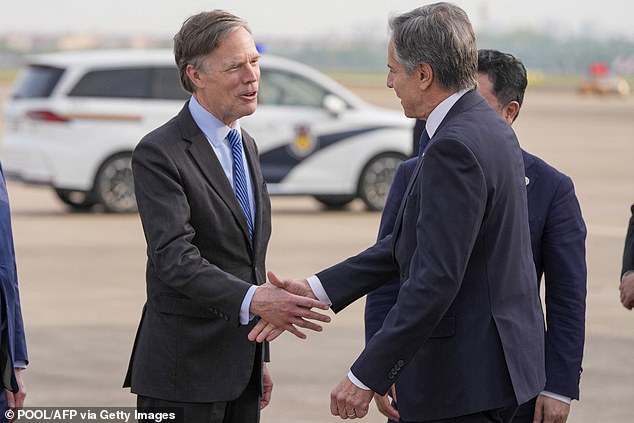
[622,204,634,277]
[318,91,545,421]
[0,165,28,395]
[366,148,587,402]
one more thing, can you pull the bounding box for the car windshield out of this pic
[12,65,65,99]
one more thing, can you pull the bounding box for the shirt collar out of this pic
[188,96,241,147]
[425,88,469,139]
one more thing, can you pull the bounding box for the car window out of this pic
[259,69,328,108]
[12,65,64,99]
[68,67,152,99]
[152,67,189,100]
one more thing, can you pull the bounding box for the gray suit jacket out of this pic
[317,91,545,421]
[123,103,272,403]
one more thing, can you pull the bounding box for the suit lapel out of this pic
[392,157,424,248]
[177,105,254,249]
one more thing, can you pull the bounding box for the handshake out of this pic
[248,271,331,342]
[247,272,384,420]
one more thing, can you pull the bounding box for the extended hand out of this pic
[249,271,330,341]
[373,385,399,421]
[330,376,374,419]
[620,272,634,309]
[532,394,570,423]
[267,271,318,299]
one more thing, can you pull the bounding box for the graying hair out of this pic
[389,2,477,92]
[173,10,251,93]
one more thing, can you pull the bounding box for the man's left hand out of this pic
[260,365,273,410]
[532,394,570,423]
[373,385,399,421]
[330,376,373,419]
[4,368,27,421]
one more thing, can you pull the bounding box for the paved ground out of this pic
[2,84,634,422]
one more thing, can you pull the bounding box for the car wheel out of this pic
[94,153,137,213]
[54,188,97,211]
[313,195,355,210]
[358,153,406,211]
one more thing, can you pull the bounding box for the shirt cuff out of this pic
[307,275,332,306]
[240,285,259,325]
[13,361,27,370]
[540,391,571,404]
[347,370,371,390]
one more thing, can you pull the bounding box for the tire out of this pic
[314,195,355,210]
[54,188,97,211]
[358,153,406,211]
[94,153,137,213]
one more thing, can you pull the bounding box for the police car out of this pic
[1,49,412,212]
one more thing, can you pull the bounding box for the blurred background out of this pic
[3,0,634,90]
[1,1,633,422]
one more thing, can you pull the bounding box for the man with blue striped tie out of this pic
[124,10,330,423]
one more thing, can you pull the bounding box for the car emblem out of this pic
[289,124,318,158]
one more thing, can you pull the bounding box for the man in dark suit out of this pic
[123,10,330,423]
[366,50,587,423]
[252,4,545,422]
[620,204,634,309]
[0,164,28,419]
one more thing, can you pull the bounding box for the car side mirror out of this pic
[323,94,347,117]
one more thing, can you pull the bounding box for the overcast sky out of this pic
[2,0,633,40]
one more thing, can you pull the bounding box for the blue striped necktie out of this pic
[226,129,254,239]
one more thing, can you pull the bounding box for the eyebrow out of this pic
[225,55,260,70]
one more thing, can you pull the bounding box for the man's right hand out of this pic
[249,271,330,341]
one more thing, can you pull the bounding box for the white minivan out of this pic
[1,49,412,212]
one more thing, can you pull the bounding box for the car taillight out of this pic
[26,110,69,123]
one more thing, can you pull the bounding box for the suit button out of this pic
[388,374,394,380]
[397,360,404,367]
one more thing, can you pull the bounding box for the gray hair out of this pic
[389,2,477,92]
[173,10,251,93]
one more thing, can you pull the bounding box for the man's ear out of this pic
[185,64,203,89]
[418,63,433,88]
[503,101,521,124]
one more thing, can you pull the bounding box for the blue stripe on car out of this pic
[259,126,392,183]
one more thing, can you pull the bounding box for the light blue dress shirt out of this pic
[188,97,258,325]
